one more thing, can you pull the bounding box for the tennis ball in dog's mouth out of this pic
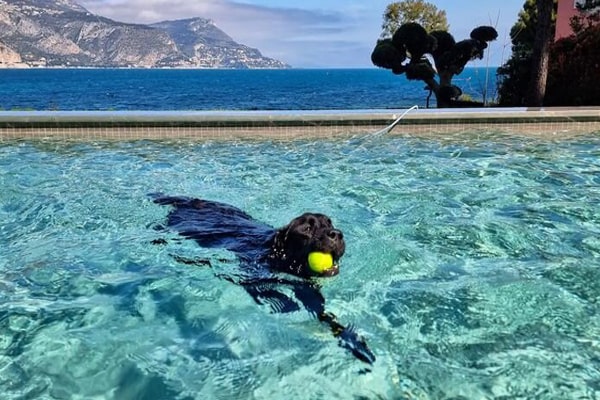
[308,252,334,274]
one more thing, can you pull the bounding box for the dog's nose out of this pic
[327,229,343,241]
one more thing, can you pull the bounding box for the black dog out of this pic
[152,195,375,364]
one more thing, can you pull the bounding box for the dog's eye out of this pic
[300,217,317,234]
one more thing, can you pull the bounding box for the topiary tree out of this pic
[371,23,498,108]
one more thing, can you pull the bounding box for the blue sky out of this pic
[78,0,525,68]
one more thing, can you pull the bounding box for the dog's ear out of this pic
[272,226,289,250]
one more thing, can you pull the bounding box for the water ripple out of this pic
[1,134,600,399]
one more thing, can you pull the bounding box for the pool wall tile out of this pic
[0,108,599,141]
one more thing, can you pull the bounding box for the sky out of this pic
[77,0,526,68]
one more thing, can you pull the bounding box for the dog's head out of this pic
[269,213,345,278]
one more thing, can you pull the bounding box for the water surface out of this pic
[0,68,497,111]
[1,132,600,399]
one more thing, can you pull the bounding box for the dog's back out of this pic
[153,195,275,259]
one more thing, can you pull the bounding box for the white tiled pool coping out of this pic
[1,107,599,140]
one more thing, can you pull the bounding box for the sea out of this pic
[0,67,498,111]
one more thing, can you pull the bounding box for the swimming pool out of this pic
[1,132,600,399]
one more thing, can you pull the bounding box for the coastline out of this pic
[0,65,501,70]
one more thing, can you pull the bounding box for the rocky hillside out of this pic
[150,18,287,69]
[0,0,290,68]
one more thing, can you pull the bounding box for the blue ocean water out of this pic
[0,68,497,111]
[1,133,600,399]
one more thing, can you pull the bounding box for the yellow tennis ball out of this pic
[308,252,334,274]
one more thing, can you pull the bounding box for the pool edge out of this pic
[1,107,599,140]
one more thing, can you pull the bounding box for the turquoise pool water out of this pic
[1,133,600,399]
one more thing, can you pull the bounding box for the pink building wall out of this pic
[555,0,586,40]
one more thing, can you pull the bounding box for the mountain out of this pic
[0,0,290,68]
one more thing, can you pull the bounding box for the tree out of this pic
[380,0,449,39]
[571,0,600,32]
[371,23,498,108]
[497,0,557,106]
[545,24,600,105]
[525,0,554,106]
[544,0,600,105]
